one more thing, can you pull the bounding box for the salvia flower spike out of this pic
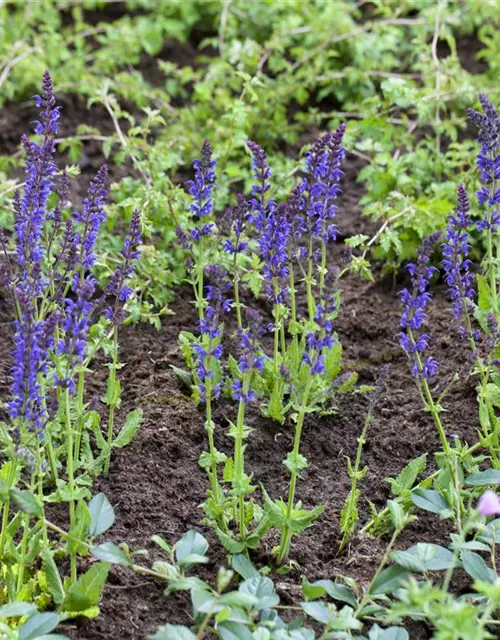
[398,232,441,380]
[441,185,479,345]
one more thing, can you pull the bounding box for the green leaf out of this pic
[466,469,500,486]
[218,622,254,640]
[303,579,357,607]
[390,543,455,572]
[62,563,109,612]
[41,547,65,605]
[369,625,409,640]
[386,455,427,496]
[477,274,492,312]
[370,565,409,595]
[175,530,208,566]
[19,613,60,640]
[113,408,143,448]
[148,625,198,640]
[239,576,279,609]
[0,601,38,618]
[231,554,259,580]
[410,488,451,516]
[217,528,246,554]
[151,534,173,555]
[91,542,132,567]
[461,551,495,583]
[10,488,43,516]
[300,601,334,624]
[88,493,115,536]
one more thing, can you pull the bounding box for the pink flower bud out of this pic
[478,490,500,517]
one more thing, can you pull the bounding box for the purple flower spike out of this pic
[186,140,216,242]
[478,490,500,517]
[398,232,441,379]
[467,94,500,232]
[441,185,479,342]
[74,165,108,269]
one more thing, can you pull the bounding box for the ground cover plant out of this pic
[3,1,500,639]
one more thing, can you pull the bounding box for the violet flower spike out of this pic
[441,185,479,342]
[247,140,273,230]
[74,164,108,270]
[467,94,500,232]
[187,140,216,242]
[398,232,441,379]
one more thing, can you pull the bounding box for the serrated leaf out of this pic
[88,493,115,536]
[113,408,143,448]
[41,547,65,605]
[386,455,427,496]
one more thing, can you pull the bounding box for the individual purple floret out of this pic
[467,94,500,231]
[398,232,441,379]
[441,185,479,341]
[187,140,216,241]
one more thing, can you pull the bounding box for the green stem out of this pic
[73,370,86,464]
[277,378,312,564]
[234,373,251,541]
[339,410,372,552]
[204,378,225,528]
[64,388,77,583]
[104,325,119,477]
[35,440,48,545]
[0,460,17,557]
[354,527,401,618]
[16,514,30,596]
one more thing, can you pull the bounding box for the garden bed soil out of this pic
[0,152,480,639]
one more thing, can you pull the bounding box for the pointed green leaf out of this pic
[88,493,115,536]
[62,563,109,612]
[41,547,65,605]
[19,613,60,640]
[113,408,143,448]
[91,542,132,567]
